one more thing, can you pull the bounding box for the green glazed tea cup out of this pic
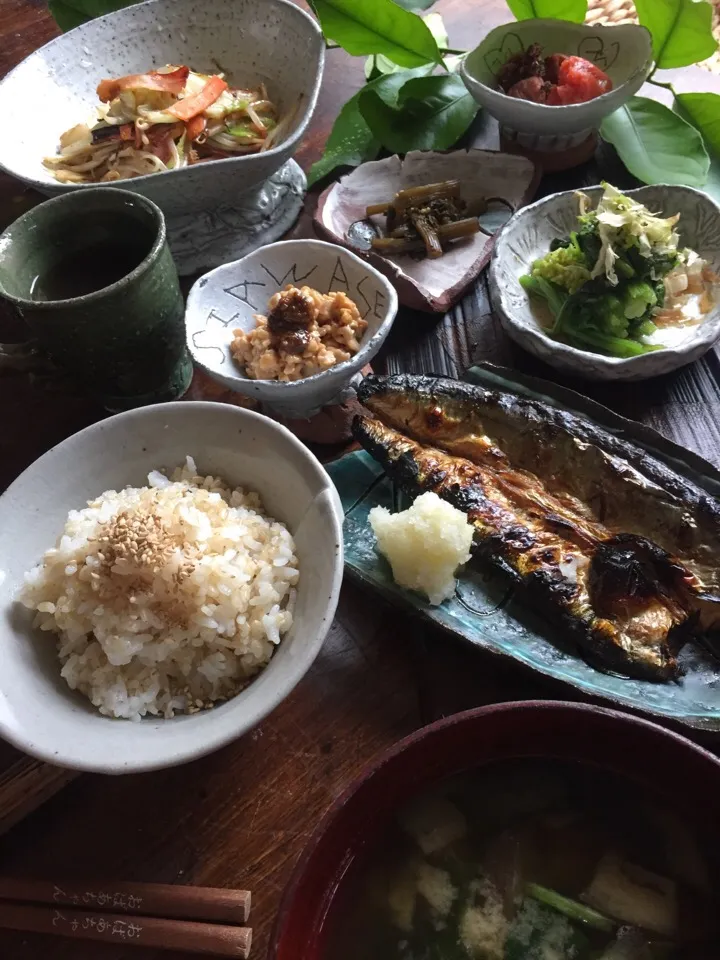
[0,187,192,410]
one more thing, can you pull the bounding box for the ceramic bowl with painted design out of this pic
[489,184,720,381]
[460,19,652,156]
[186,239,399,418]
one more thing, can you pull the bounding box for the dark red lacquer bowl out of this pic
[269,700,720,960]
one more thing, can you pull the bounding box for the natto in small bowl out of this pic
[185,239,399,419]
[460,19,653,167]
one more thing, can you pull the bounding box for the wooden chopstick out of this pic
[0,878,250,925]
[0,902,252,957]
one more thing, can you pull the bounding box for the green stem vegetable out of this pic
[526,882,616,933]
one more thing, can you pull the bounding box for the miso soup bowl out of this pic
[270,701,720,960]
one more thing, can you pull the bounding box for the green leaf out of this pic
[364,11,446,78]
[312,0,443,67]
[360,73,478,153]
[307,66,431,186]
[365,54,400,79]
[48,0,137,30]
[674,93,720,205]
[600,96,709,187]
[676,92,720,154]
[506,0,588,22]
[423,12,448,50]
[633,0,718,68]
[307,91,380,187]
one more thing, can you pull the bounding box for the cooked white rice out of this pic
[19,456,299,721]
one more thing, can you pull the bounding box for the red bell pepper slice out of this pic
[185,114,207,142]
[167,76,228,122]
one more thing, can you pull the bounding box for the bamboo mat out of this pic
[587,0,720,74]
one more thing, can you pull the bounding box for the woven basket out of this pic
[586,0,720,74]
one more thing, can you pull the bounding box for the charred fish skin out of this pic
[356,374,720,588]
[353,414,683,682]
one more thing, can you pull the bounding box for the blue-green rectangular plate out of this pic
[328,364,720,732]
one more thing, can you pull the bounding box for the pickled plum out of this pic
[546,57,613,105]
[497,45,612,105]
[507,76,549,103]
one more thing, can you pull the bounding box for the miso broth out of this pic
[323,760,719,960]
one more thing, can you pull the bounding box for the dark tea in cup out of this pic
[0,187,192,410]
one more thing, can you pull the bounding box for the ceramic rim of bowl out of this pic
[0,187,167,310]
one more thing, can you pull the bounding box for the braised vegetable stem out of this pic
[365,179,487,259]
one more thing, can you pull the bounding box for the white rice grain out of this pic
[19,459,299,720]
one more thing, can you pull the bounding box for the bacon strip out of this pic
[166,76,227,121]
[96,66,190,103]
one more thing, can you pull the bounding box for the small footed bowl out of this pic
[460,19,653,155]
[489,184,720,381]
[186,239,399,418]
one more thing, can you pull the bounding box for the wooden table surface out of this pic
[2,2,720,958]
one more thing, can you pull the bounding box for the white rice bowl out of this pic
[19,456,299,721]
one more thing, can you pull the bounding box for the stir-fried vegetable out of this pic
[44,65,289,183]
[96,65,189,102]
[520,182,719,359]
[167,75,228,121]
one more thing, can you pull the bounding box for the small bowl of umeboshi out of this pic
[461,18,652,170]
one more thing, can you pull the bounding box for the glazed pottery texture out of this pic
[186,239,398,418]
[490,185,720,380]
[0,0,324,217]
[270,702,720,960]
[461,19,652,151]
[0,402,344,773]
[0,188,191,409]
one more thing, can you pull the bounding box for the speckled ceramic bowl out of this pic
[0,402,344,773]
[489,185,720,381]
[186,240,399,418]
[460,19,652,153]
[0,0,324,215]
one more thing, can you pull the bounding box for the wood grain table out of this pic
[1,2,720,958]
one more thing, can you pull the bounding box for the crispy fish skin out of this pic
[353,415,699,680]
[356,374,720,589]
[353,375,720,681]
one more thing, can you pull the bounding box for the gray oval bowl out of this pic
[489,185,720,381]
[186,239,399,418]
[461,19,652,149]
[0,0,324,215]
[0,402,344,773]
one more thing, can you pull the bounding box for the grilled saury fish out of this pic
[353,374,720,681]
